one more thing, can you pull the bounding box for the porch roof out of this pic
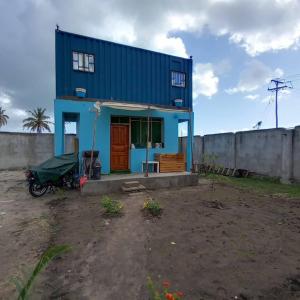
[58,96,191,113]
[100,101,190,113]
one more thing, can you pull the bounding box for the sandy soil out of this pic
[0,171,51,298]
[0,171,300,299]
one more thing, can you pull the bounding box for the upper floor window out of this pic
[73,51,94,73]
[171,71,185,88]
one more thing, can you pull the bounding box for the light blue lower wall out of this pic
[54,99,193,174]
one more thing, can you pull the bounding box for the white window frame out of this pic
[171,71,186,88]
[73,51,94,73]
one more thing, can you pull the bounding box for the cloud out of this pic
[247,88,292,104]
[207,0,300,56]
[245,94,259,101]
[1,0,300,130]
[0,89,30,131]
[214,59,232,76]
[169,0,300,57]
[0,90,12,106]
[11,109,27,118]
[193,63,219,99]
[152,34,188,58]
[226,60,283,94]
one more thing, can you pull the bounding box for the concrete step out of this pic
[123,181,141,188]
[121,184,146,192]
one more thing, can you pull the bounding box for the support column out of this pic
[281,130,293,183]
[186,112,194,172]
[54,112,65,156]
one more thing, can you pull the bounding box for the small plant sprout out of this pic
[143,198,162,217]
[147,277,184,300]
[11,244,71,300]
[201,153,222,192]
[202,153,219,174]
[101,196,123,216]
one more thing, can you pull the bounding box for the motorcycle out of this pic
[26,153,79,197]
[25,169,78,197]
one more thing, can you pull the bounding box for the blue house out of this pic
[54,29,194,174]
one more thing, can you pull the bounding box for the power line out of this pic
[285,73,300,78]
[251,92,272,129]
[286,78,300,82]
[267,78,293,128]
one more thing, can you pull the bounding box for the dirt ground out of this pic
[0,171,300,300]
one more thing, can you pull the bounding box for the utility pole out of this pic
[268,79,292,128]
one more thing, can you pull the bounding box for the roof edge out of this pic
[56,29,192,61]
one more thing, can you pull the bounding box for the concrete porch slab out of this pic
[81,172,198,195]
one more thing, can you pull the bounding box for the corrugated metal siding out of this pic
[55,30,193,109]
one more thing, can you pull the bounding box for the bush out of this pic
[143,199,162,217]
[101,196,123,216]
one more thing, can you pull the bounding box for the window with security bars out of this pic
[171,71,185,87]
[73,51,94,72]
[130,117,164,148]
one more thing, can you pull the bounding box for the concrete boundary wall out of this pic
[204,133,236,169]
[1,128,300,182]
[181,126,300,183]
[0,132,75,170]
[293,127,300,182]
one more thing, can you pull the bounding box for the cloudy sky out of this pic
[1,0,300,135]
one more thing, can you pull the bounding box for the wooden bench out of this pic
[154,153,186,173]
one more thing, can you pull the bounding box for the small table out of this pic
[142,161,159,173]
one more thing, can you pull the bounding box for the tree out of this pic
[23,108,52,133]
[0,107,9,128]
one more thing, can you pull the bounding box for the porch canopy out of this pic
[100,101,190,113]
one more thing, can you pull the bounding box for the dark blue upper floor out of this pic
[55,30,193,109]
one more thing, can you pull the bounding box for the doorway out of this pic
[110,124,129,171]
[63,113,80,155]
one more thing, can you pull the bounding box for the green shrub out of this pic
[101,196,123,216]
[143,199,162,217]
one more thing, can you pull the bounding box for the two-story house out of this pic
[54,29,194,174]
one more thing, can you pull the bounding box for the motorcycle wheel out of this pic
[29,182,48,197]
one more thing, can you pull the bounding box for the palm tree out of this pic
[0,107,9,128]
[23,108,52,133]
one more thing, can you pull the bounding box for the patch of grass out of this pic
[143,199,162,217]
[202,174,300,198]
[101,196,123,216]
